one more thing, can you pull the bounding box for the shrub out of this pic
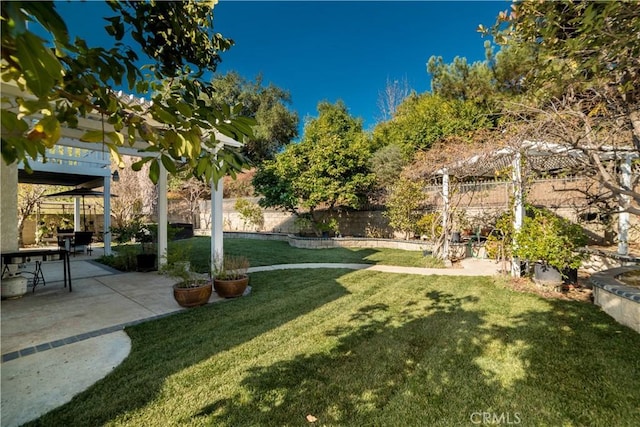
[514,207,588,271]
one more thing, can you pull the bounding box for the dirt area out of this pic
[499,273,594,303]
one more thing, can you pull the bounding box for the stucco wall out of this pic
[1,161,18,252]
[199,198,394,238]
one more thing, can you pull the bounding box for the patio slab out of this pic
[0,258,205,427]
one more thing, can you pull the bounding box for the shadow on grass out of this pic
[195,282,640,426]
[29,271,640,426]
[26,269,353,426]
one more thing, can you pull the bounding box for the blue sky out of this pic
[55,0,508,133]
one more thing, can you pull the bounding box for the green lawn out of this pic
[30,269,640,426]
[172,237,439,271]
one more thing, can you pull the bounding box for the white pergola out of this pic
[1,82,240,268]
[435,140,638,276]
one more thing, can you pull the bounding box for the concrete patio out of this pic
[0,249,223,427]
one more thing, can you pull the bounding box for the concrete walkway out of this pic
[1,256,503,426]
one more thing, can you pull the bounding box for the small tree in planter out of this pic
[160,244,212,308]
[513,207,588,286]
[110,220,157,271]
[213,254,250,298]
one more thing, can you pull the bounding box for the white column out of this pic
[511,152,524,277]
[74,198,81,231]
[211,178,224,271]
[157,163,168,266]
[618,155,632,256]
[441,170,450,260]
[103,176,112,256]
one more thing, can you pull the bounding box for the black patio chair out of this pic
[71,231,93,256]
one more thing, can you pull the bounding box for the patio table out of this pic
[1,249,72,292]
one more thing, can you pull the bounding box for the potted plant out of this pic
[1,265,27,299]
[160,245,212,308]
[135,222,158,272]
[213,254,250,298]
[513,207,588,288]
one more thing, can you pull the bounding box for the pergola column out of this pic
[211,178,224,271]
[441,169,450,260]
[103,176,112,255]
[157,163,168,266]
[511,152,524,277]
[618,155,632,256]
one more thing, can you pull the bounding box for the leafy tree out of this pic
[234,198,264,231]
[372,93,492,156]
[384,178,424,239]
[428,41,537,110]
[369,143,408,197]
[17,184,49,247]
[481,0,640,107]
[427,54,494,108]
[168,171,210,227]
[1,1,254,185]
[482,0,640,215]
[253,101,376,234]
[111,157,157,227]
[210,72,299,163]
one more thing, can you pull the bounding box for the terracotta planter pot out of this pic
[173,281,212,308]
[214,276,249,298]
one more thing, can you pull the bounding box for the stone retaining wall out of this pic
[590,266,640,333]
[195,230,433,252]
[287,235,431,251]
[581,248,640,274]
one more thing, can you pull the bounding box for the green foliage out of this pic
[1,1,254,185]
[384,178,424,239]
[234,198,264,231]
[107,0,231,78]
[428,41,537,110]
[514,207,588,271]
[253,101,376,233]
[427,55,495,108]
[110,220,156,252]
[97,245,139,272]
[213,254,250,280]
[371,94,492,155]
[416,211,442,241]
[485,210,514,261]
[369,143,408,193]
[483,1,640,105]
[210,72,299,163]
[159,243,197,286]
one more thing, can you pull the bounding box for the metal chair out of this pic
[71,231,93,256]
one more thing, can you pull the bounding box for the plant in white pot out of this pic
[513,206,588,288]
[1,265,28,299]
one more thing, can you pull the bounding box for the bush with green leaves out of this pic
[384,178,424,239]
[514,207,588,271]
[416,212,442,241]
[234,198,264,231]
